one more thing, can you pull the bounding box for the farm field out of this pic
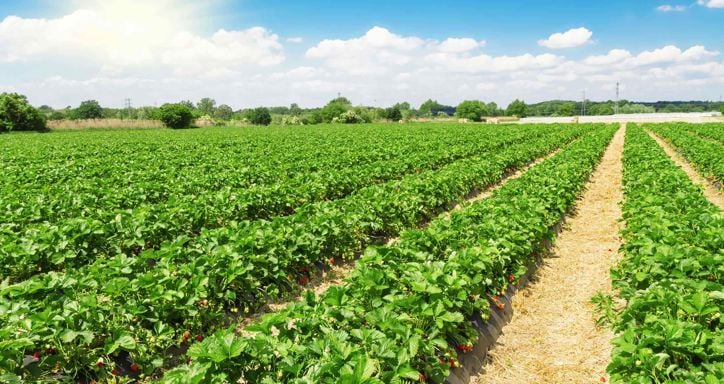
[1,122,722,384]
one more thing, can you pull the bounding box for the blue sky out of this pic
[0,0,722,108]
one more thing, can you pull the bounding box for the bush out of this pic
[157,103,194,129]
[455,100,487,122]
[384,106,403,121]
[280,116,303,125]
[0,93,46,132]
[336,111,364,124]
[247,107,272,126]
[71,100,104,120]
[506,99,528,117]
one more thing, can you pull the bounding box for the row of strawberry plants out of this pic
[684,122,724,143]
[158,125,617,383]
[1,124,497,227]
[0,125,546,281]
[0,125,592,381]
[606,124,722,383]
[646,123,723,183]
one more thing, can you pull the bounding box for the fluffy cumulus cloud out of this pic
[0,6,283,76]
[537,27,593,49]
[2,11,723,109]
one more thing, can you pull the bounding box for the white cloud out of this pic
[657,4,687,11]
[286,37,304,43]
[628,45,718,66]
[436,38,484,53]
[583,49,632,65]
[0,8,284,75]
[161,28,284,76]
[537,27,593,49]
[2,14,723,109]
[698,0,724,8]
[305,26,425,74]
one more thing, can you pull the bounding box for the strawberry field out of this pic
[1,122,722,383]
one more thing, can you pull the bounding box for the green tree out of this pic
[290,103,302,116]
[72,100,103,119]
[720,105,724,114]
[506,99,528,117]
[0,93,46,132]
[157,103,194,129]
[486,102,499,116]
[214,104,233,121]
[456,100,487,121]
[589,103,614,115]
[384,106,403,121]
[247,107,272,125]
[197,98,216,116]
[321,98,350,122]
[556,102,577,116]
[419,99,439,116]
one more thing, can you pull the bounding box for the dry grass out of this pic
[47,119,164,130]
[473,125,626,384]
[47,118,218,130]
[647,130,724,210]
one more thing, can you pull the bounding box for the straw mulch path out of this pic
[472,124,626,384]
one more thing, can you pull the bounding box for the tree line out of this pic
[2,92,723,132]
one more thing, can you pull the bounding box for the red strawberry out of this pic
[298,276,309,285]
[328,257,335,265]
[600,377,606,383]
[419,372,426,382]
[32,351,39,360]
[508,274,515,282]
[497,302,504,310]
[196,335,203,342]
[130,363,139,372]
[111,369,119,375]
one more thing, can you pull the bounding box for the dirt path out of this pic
[647,131,724,210]
[243,147,565,329]
[472,125,626,384]
[388,148,561,246]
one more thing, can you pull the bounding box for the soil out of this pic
[472,124,626,384]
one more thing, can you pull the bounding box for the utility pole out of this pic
[615,82,620,114]
[123,98,132,119]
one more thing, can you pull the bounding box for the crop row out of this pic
[646,123,723,183]
[157,126,617,383]
[1,124,501,226]
[683,122,724,143]
[0,125,595,381]
[1,125,547,281]
[606,125,722,383]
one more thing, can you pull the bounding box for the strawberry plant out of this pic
[607,124,723,383]
[158,125,617,383]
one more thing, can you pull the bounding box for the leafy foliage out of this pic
[0,93,46,132]
[160,125,616,383]
[607,124,723,383]
[157,103,194,129]
[505,99,528,117]
[0,123,603,381]
[71,100,104,120]
[246,107,272,125]
[648,123,723,183]
[455,100,487,121]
